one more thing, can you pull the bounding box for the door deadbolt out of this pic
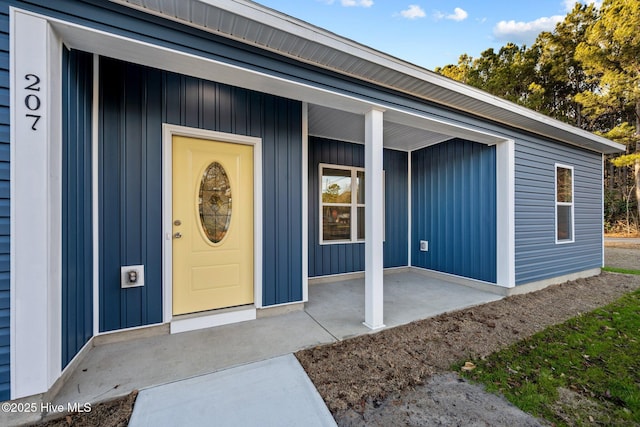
[174,232,182,239]
[174,220,182,226]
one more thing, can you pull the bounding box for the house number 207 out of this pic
[24,74,42,131]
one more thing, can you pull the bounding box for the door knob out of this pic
[174,232,182,239]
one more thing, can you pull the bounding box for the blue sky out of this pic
[253,0,600,70]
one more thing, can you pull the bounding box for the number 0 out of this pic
[25,94,40,111]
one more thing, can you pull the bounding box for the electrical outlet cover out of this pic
[121,265,145,288]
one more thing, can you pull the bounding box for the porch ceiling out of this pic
[308,104,506,150]
[308,104,452,151]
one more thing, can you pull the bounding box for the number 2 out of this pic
[25,74,41,91]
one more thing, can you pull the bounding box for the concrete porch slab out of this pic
[305,271,503,339]
[52,310,336,407]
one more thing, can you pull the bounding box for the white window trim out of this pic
[319,163,365,244]
[555,163,575,244]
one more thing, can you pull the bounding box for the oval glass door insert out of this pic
[199,162,232,243]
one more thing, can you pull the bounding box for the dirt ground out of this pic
[35,392,137,427]
[32,244,640,426]
[296,271,640,425]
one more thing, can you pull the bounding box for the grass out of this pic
[603,266,640,275]
[457,289,640,426]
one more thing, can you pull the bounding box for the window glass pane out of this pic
[557,205,572,241]
[323,206,351,241]
[322,168,351,203]
[199,162,232,243]
[557,167,572,203]
[357,207,365,240]
[356,171,365,204]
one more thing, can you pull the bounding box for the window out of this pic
[555,164,574,243]
[320,164,365,243]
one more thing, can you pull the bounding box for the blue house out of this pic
[0,0,623,401]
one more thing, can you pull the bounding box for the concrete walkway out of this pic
[7,271,502,426]
[129,355,336,427]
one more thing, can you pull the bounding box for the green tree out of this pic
[437,43,538,106]
[435,54,472,83]
[532,3,598,125]
[575,0,640,222]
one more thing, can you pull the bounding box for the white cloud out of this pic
[448,7,468,21]
[493,15,564,44]
[400,5,426,19]
[433,7,469,22]
[340,0,373,7]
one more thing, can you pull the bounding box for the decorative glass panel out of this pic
[322,168,351,203]
[322,206,351,241]
[199,162,232,243]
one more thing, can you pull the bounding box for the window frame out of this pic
[319,163,365,245]
[555,163,575,244]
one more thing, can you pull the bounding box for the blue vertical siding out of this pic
[62,49,93,368]
[262,96,303,306]
[0,6,8,402]
[308,137,408,277]
[514,138,602,284]
[100,57,302,331]
[411,139,497,283]
[100,58,160,332]
[384,149,409,268]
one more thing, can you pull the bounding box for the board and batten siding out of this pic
[411,139,497,283]
[514,138,603,284]
[62,49,93,368]
[100,57,302,332]
[308,137,408,277]
[0,6,8,402]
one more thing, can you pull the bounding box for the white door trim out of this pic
[162,124,263,329]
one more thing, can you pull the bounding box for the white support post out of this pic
[364,108,385,330]
[496,139,516,288]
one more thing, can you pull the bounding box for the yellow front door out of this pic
[172,135,254,315]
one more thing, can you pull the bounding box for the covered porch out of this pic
[305,102,514,330]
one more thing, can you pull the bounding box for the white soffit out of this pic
[110,0,624,154]
[308,104,455,151]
